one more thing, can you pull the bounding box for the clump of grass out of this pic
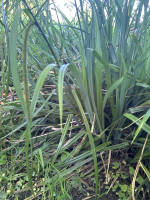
[1,0,150,199]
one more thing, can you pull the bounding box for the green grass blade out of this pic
[9,9,27,117]
[30,64,56,119]
[132,109,150,144]
[124,113,150,135]
[58,64,69,128]
[140,162,150,181]
[103,77,124,110]
[72,90,98,199]
[39,149,44,169]
[52,114,73,164]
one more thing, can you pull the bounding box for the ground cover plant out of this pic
[1,0,150,199]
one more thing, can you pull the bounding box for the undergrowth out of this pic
[1,0,150,199]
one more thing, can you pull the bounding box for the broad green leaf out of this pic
[119,184,128,193]
[129,167,135,175]
[112,162,120,169]
[136,175,144,184]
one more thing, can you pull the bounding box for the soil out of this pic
[72,189,118,200]
[16,187,118,200]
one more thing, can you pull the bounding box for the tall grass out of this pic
[1,0,150,199]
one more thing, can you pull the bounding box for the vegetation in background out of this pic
[1,0,150,199]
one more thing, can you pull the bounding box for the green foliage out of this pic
[1,0,150,199]
[105,161,146,200]
[112,162,120,169]
[0,155,7,165]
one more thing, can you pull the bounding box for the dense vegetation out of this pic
[1,0,150,199]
